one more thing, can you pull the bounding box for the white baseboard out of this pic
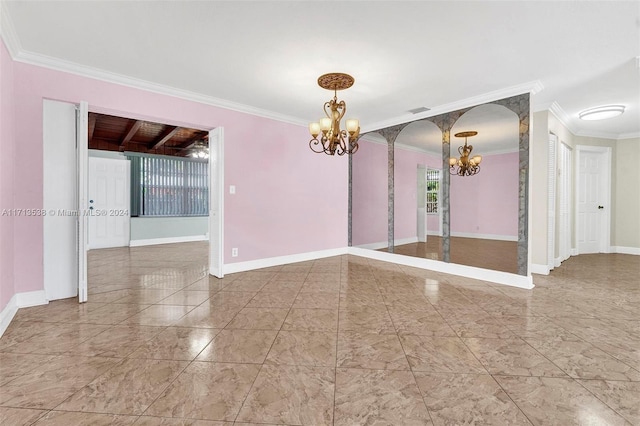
[530,263,550,275]
[0,290,49,337]
[355,236,419,251]
[348,247,534,289]
[426,231,442,237]
[129,235,208,247]
[450,232,518,242]
[612,246,640,255]
[571,248,579,256]
[0,295,18,338]
[223,247,350,275]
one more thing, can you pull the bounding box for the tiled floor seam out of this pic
[231,264,312,424]
[373,270,436,426]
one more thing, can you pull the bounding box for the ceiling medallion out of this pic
[449,131,482,177]
[308,73,360,156]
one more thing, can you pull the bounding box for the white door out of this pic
[547,134,557,270]
[43,100,85,301]
[208,127,224,277]
[88,157,131,249]
[417,165,426,242]
[576,146,611,254]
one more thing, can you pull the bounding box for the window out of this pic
[426,168,440,214]
[128,153,208,217]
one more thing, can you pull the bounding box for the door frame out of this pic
[75,106,225,298]
[77,101,89,302]
[547,133,557,271]
[558,141,572,264]
[575,145,611,254]
[208,127,225,278]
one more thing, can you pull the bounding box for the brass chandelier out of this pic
[449,131,482,176]
[308,73,360,156]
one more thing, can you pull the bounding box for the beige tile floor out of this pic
[1,242,639,425]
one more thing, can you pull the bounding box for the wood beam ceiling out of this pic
[120,120,143,146]
[150,126,181,150]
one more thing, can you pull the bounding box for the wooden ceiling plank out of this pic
[177,131,208,150]
[150,126,181,150]
[120,120,143,146]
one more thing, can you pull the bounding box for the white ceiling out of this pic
[2,1,639,139]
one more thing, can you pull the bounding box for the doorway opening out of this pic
[43,101,224,304]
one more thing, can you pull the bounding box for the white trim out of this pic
[540,101,637,140]
[554,256,563,268]
[208,127,225,278]
[450,232,518,242]
[0,290,49,337]
[8,49,306,127]
[529,263,550,275]
[547,133,557,271]
[223,247,349,275]
[364,80,544,133]
[0,2,22,59]
[612,246,640,255]
[0,295,18,338]
[617,132,640,140]
[574,129,628,140]
[545,101,577,135]
[16,290,48,308]
[571,248,579,256]
[356,236,420,251]
[348,247,534,289]
[129,235,208,247]
[357,233,517,248]
[427,230,443,237]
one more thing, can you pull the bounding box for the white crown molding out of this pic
[0,17,308,128]
[0,0,22,59]
[545,101,578,135]
[542,101,638,140]
[616,132,640,140]
[573,129,626,140]
[363,80,544,133]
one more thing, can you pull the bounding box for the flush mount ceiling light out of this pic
[308,73,360,156]
[578,105,625,121]
[449,131,482,177]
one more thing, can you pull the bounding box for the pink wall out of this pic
[450,151,519,238]
[394,147,440,241]
[352,140,388,246]
[0,40,15,310]
[5,54,347,304]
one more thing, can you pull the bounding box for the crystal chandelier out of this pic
[308,73,360,156]
[449,131,482,176]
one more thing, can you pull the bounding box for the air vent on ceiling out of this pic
[408,107,431,114]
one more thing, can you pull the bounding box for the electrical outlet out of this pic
[231,248,238,257]
[229,185,236,194]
